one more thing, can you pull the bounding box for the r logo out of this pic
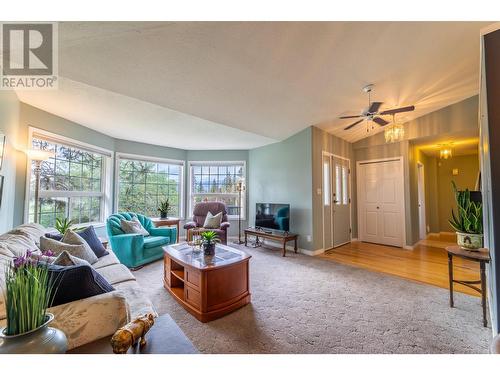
[2,23,53,76]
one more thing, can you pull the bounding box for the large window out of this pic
[27,129,112,227]
[189,162,245,219]
[116,154,184,218]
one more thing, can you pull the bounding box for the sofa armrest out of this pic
[184,221,197,230]
[109,233,144,266]
[47,290,130,350]
[149,226,176,240]
[220,221,231,229]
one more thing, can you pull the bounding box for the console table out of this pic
[446,246,490,327]
[151,217,180,243]
[244,227,298,257]
[163,243,251,322]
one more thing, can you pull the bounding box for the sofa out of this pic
[184,202,230,244]
[0,223,156,350]
[106,212,177,269]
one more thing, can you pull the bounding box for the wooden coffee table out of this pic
[163,243,251,322]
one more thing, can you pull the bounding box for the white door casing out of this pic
[417,162,427,240]
[357,157,405,247]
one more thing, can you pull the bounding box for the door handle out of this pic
[377,206,380,209]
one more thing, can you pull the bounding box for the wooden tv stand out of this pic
[244,227,298,257]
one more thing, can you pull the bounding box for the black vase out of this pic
[160,212,168,219]
[203,242,215,256]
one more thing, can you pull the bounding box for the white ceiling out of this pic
[15,21,491,149]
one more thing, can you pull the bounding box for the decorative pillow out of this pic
[76,226,109,258]
[120,218,149,236]
[40,236,98,265]
[53,250,91,267]
[203,211,223,229]
[45,232,63,241]
[47,264,114,307]
[61,230,99,264]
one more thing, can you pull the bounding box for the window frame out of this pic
[188,160,246,221]
[114,152,185,219]
[25,126,114,227]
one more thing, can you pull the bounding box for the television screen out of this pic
[255,203,290,232]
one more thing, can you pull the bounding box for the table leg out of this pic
[244,232,247,247]
[448,253,454,308]
[176,223,180,243]
[294,238,298,253]
[282,241,286,257]
[481,261,487,327]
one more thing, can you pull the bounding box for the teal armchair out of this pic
[106,212,177,269]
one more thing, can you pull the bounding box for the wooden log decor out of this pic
[110,313,155,354]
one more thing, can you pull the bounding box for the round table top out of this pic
[445,245,490,262]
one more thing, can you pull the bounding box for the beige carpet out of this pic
[132,244,491,354]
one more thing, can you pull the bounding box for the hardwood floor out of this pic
[321,240,481,297]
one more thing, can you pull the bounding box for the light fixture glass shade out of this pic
[25,149,55,161]
[384,123,405,143]
[439,148,452,159]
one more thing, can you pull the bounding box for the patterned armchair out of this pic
[184,202,231,244]
[106,212,177,268]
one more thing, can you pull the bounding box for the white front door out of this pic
[322,153,351,249]
[333,156,351,247]
[357,158,405,247]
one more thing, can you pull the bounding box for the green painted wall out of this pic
[249,128,313,251]
[0,91,21,233]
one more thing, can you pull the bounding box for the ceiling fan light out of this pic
[384,123,405,143]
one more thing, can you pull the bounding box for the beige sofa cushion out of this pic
[92,250,120,269]
[97,263,136,285]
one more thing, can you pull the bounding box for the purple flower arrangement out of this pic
[3,249,57,336]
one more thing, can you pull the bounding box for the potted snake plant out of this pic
[158,199,170,219]
[448,181,483,250]
[200,231,220,256]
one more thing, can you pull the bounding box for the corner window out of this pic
[116,154,184,218]
[189,162,245,219]
[27,129,112,227]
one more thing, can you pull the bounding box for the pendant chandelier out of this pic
[439,145,453,159]
[384,114,405,143]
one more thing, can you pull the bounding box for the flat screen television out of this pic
[255,203,290,232]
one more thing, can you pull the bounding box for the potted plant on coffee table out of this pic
[449,181,483,251]
[158,198,171,219]
[0,250,68,353]
[200,231,220,256]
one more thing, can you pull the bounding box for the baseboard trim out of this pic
[351,237,359,242]
[403,243,418,250]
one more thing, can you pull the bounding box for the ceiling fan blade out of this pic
[372,117,389,126]
[339,115,363,119]
[368,101,383,114]
[379,105,415,115]
[344,119,364,130]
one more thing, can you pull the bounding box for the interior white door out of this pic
[333,156,351,247]
[357,159,404,247]
[417,163,427,240]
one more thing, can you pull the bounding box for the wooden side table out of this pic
[446,246,490,327]
[151,217,180,243]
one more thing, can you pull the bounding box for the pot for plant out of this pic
[456,232,483,251]
[160,213,168,219]
[0,313,68,354]
[203,242,216,256]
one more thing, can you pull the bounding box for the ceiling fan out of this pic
[340,84,415,131]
